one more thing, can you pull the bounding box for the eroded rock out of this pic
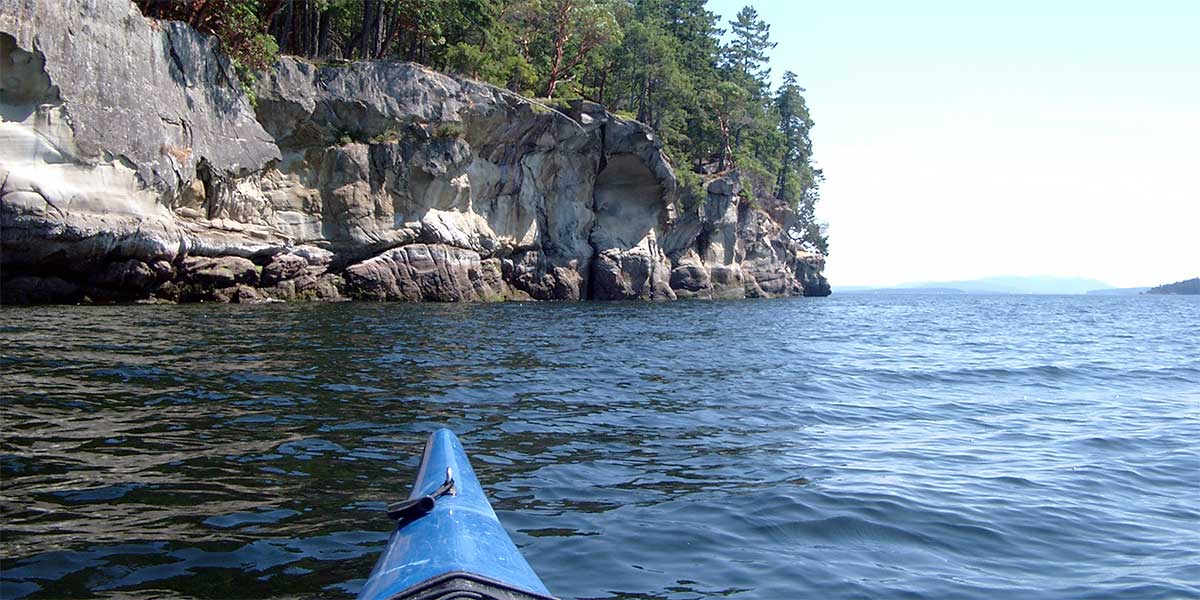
[181,256,258,288]
[261,253,309,286]
[0,0,827,304]
[344,243,503,302]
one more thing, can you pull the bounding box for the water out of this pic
[2,295,1198,599]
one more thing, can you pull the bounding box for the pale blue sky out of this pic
[707,0,1199,287]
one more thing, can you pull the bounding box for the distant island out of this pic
[841,287,968,295]
[1085,287,1151,295]
[838,276,1117,295]
[1145,278,1200,295]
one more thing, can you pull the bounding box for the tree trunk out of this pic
[306,0,318,57]
[277,2,293,53]
[261,0,288,30]
[596,67,606,105]
[304,0,314,56]
[638,76,648,123]
[358,0,376,59]
[541,0,573,97]
[313,3,322,57]
[374,1,386,58]
[187,0,209,28]
[293,0,303,56]
[377,0,404,59]
[717,114,732,171]
[317,8,332,58]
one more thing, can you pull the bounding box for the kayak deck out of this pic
[357,429,556,600]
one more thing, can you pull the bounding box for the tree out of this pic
[269,0,336,58]
[527,0,619,98]
[135,0,280,69]
[709,5,779,183]
[774,71,813,200]
[700,81,747,171]
[772,71,824,251]
[616,21,686,129]
[722,6,775,97]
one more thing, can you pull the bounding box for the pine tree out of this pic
[773,71,824,251]
[774,71,813,199]
[722,6,775,97]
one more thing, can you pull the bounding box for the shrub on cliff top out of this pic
[676,169,707,212]
[135,0,278,71]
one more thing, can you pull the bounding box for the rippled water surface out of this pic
[2,295,1199,599]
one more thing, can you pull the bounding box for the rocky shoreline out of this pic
[0,0,829,305]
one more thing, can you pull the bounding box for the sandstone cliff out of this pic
[0,0,828,304]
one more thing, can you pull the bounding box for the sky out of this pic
[706,0,1199,287]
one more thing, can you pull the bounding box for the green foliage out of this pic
[526,101,554,115]
[741,180,757,208]
[334,126,367,145]
[369,127,403,144]
[494,54,538,95]
[135,0,278,70]
[722,6,775,97]
[801,222,829,255]
[231,58,258,107]
[220,0,279,70]
[433,122,465,139]
[533,0,622,98]
[675,168,706,210]
[732,152,775,203]
[445,42,487,78]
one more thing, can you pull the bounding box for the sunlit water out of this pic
[2,295,1198,599]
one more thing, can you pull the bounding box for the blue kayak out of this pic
[357,429,557,600]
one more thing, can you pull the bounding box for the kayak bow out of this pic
[357,429,556,600]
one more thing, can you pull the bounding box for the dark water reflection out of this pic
[2,296,1199,599]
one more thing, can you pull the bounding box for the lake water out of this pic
[2,295,1198,599]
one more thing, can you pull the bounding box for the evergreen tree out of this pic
[722,6,775,96]
[774,71,813,200]
[652,0,723,172]
[773,71,824,252]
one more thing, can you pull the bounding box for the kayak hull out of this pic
[369,571,556,600]
[357,429,554,600]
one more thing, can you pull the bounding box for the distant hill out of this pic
[836,276,1115,295]
[1086,287,1151,295]
[902,276,1115,294]
[840,287,968,294]
[1145,278,1200,295]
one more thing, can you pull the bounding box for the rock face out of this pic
[0,0,828,304]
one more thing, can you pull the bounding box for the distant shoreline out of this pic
[832,275,1200,296]
[1144,278,1200,295]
